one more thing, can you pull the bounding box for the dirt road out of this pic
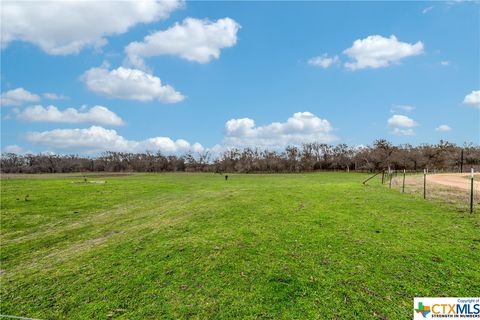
[428,173,479,191]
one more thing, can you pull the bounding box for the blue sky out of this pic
[1,1,479,155]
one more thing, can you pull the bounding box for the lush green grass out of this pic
[1,173,479,319]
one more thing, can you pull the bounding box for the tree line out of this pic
[1,140,479,174]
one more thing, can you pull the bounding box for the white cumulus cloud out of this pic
[343,35,424,70]
[17,105,124,126]
[1,88,40,106]
[387,114,418,136]
[463,90,480,108]
[25,126,203,154]
[1,0,183,55]
[82,66,184,103]
[125,17,240,68]
[387,114,417,128]
[223,112,337,148]
[308,54,339,68]
[435,124,452,132]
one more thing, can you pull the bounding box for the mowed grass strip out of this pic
[1,173,479,319]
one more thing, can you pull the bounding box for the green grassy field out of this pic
[1,173,479,319]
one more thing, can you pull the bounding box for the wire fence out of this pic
[365,169,479,213]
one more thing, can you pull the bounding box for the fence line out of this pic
[370,168,478,213]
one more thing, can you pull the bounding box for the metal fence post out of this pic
[471,167,475,213]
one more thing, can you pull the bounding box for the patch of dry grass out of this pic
[388,174,479,212]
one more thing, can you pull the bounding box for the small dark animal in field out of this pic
[24,194,30,201]
[225,175,228,181]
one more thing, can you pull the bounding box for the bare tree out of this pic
[2,140,479,174]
